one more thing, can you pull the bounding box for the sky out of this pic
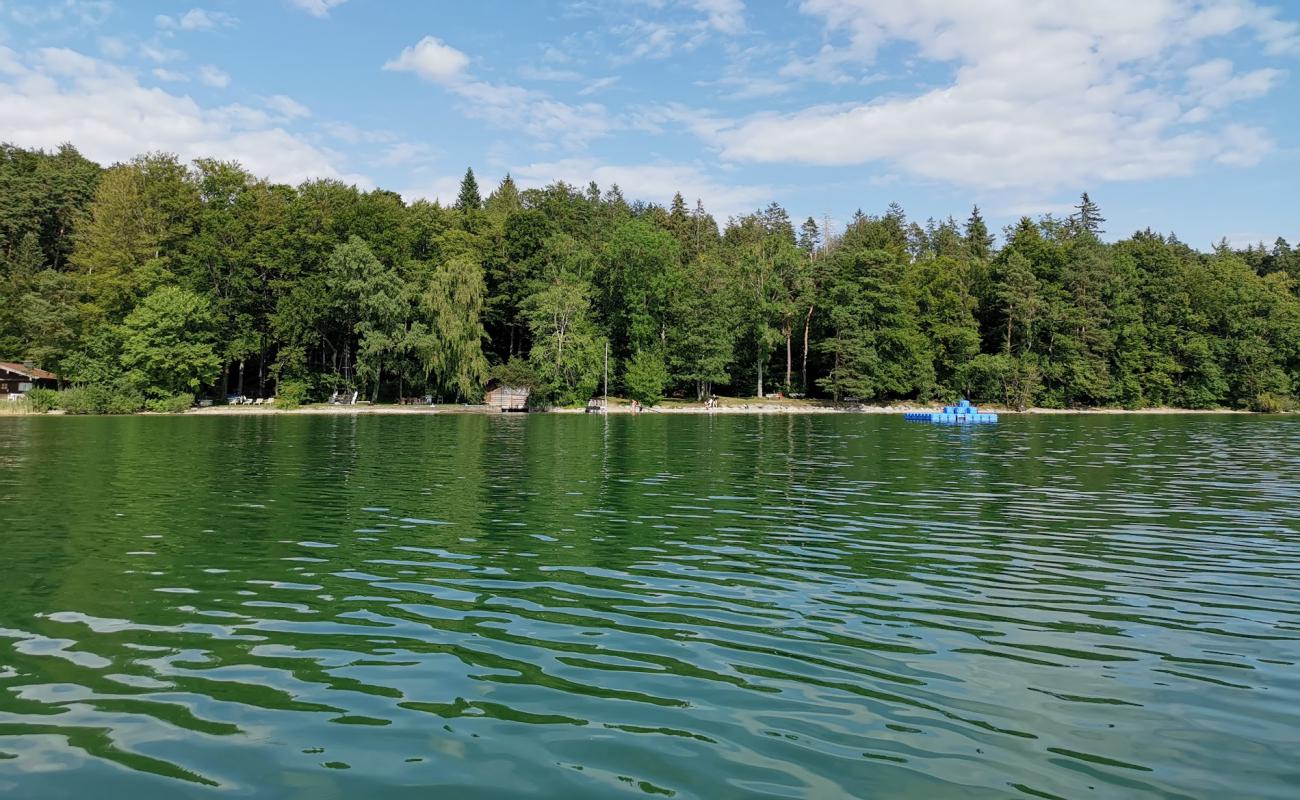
[0,0,1297,248]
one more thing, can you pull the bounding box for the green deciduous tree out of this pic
[120,285,221,396]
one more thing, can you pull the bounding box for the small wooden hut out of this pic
[484,382,530,412]
[0,362,58,399]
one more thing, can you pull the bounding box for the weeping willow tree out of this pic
[417,254,489,401]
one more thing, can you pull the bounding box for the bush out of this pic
[146,393,194,414]
[625,349,669,406]
[26,387,59,412]
[58,385,145,415]
[1250,393,1299,413]
[103,389,144,415]
[275,380,308,410]
[58,386,100,414]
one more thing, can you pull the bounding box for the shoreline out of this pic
[169,401,1257,416]
[5,400,1267,418]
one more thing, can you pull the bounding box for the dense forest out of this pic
[2,142,1299,411]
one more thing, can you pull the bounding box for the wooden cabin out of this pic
[484,382,530,412]
[0,362,58,399]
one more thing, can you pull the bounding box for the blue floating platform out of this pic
[904,399,998,424]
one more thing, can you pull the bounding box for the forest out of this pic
[2,142,1299,412]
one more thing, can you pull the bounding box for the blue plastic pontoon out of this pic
[903,398,998,424]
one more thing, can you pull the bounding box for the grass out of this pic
[0,398,34,415]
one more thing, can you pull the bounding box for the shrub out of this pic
[103,389,144,415]
[58,386,145,415]
[275,380,308,410]
[26,387,59,412]
[58,386,101,414]
[625,349,669,406]
[146,393,194,414]
[1250,393,1299,413]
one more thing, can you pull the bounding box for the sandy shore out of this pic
[181,400,1257,416]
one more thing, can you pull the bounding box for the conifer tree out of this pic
[455,168,482,213]
[964,205,994,261]
[1069,192,1105,237]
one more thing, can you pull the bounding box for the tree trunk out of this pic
[801,304,814,393]
[784,326,792,390]
[257,336,267,396]
[756,355,763,399]
[237,360,245,397]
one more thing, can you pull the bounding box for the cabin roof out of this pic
[0,361,57,381]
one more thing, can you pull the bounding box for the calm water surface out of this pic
[1,414,1298,799]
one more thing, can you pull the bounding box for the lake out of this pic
[1,414,1298,799]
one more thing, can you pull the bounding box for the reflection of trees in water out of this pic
[3,415,1300,796]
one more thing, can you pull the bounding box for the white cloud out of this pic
[288,0,349,18]
[156,8,238,31]
[139,42,184,63]
[152,68,187,82]
[374,141,438,168]
[1186,58,1284,109]
[692,0,1296,191]
[197,64,229,88]
[0,46,368,187]
[320,121,397,144]
[6,1,112,27]
[263,94,311,119]
[691,0,746,35]
[98,36,130,59]
[383,36,471,84]
[385,37,610,148]
[511,157,771,221]
[619,20,681,60]
[519,64,584,82]
[578,76,620,96]
[398,174,466,207]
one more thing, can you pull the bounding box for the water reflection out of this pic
[0,414,1298,799]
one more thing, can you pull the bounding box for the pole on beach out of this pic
[603,341,608,413]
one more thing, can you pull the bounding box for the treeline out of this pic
[2,142,1299,410]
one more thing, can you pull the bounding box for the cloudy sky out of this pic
[1,0,1297,247]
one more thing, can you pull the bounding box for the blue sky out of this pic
[1,0,1297,248]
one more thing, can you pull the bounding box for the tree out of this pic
[120,285,221,396]
[418,254,489,401]
[599,218,681,367]
[798,217,821,256]
[524,270,604,406]
[455,168,482,213]
[349,242,408,401]
[964,205,993,262]
[912,256,980,396]
[485,174,521,217]
[817,248,932,402]
[1069,192,1105,237]
[72,153,199,320]
[666,255,738,399]
[625,348,669,406]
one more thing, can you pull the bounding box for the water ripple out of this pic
[1,414,1299,798]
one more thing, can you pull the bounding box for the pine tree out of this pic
[455,168,482,213]
[1069,192,1105,237]
[964,205,993,261]
[485,174,520,216]
[798,217,820,256]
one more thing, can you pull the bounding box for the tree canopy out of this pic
[2,141,1297,411]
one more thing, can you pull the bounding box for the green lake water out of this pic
[0,414,1298,799]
